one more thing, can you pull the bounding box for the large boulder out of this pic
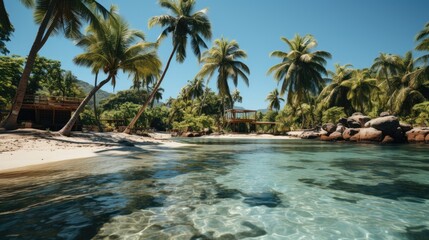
[364,116,400,136]
[347,114,371,128]
[406,128,429,143]
[399,123,413,133]
[322,123,336,134]
[336,124,346,133]
[338,117,348,126]
[382,135,395,144]
[300,131,320,139]
[342,128,360,140]
[350,127,383,142]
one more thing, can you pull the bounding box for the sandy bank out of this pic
[0,129,185,172]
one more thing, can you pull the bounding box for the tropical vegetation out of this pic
[0,0,428,135]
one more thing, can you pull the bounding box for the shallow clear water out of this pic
[0,139,428,239]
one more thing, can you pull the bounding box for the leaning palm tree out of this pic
[268,34,331,107]
[340,69,380,113]
[317,64,354,114]
[58,8,161,136]
[266,88,284,112]
[1,0,109,130]
[196,38,250,110]
[124,0,212,133]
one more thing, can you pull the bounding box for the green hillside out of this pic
[76,80,111,106]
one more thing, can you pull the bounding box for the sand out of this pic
[0,129,302,172]
[0,129,183,172]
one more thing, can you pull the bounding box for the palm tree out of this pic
[1,0,109,130]
[196,38,250,109]
[370,53,403,111]
[124,0,212,133]
[390,52,426,115]
[317,64,354,114]
[340,69,380,113]
[268,34,331,107]
[149,87,164,108]
[58,8,161,136]
[407,22,429,97]
[231,89,243,107]
[266,88,284,112]
[0,0,34,54]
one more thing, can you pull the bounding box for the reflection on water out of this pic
[0,139,428,239]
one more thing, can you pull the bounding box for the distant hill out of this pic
[76,80,111,105]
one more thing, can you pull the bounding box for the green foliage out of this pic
[411,101,429,126]
[173,112,214,132]
[0,55,24,108]
[322,107,346,124]
[79,107,98,126]
[100,89,147,111]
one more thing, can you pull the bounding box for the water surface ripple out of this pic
[0,139,428,239]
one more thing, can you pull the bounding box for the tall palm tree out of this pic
[1,0,109,130]
[340,69,379,113]
[266,88,284,112]
[317,64,354,114]
[196,38,250,109]
[58,8,161,136]
[370,53,403,111]
[125,0,212,133]
[268,34,331,107]
[390,52,426,115]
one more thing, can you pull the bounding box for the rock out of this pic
[300,131,320,139]
[347,114,371,128]
[399,123,413,133]
[426,134,429,143]
[350,127,383,142]
[322,123,336,134]
[379,111,392,117]
[406,128,429,143]
[182,132,194,137]
[352,112,363,116]
[338,117,348,126]
[336,124,346,133]
[382,135,395,144]
[364,116,400,136]
[343,128,360,140]
[329,131,343,141]
[320,134,330,141]
[193,132,202,137]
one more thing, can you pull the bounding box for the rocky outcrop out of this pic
[322,123,336,134]
[342,128,360,140]
[406,128,429,143]
[364,116,400,135]
[350,127,383,142]
[347,113,371,128]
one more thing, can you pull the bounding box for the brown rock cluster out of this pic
[312,112,428,144]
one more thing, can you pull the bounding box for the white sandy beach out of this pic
[0,129,303,172]
[0,129,182,172]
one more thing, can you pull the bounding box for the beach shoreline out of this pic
[0,129,303,172]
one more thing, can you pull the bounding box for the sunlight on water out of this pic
[1,139,428,239]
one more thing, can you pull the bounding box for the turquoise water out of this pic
[0,139,428,239]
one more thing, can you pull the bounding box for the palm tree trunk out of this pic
[198,79,210,115]
[0,5,53,129]
[58,76,112,136]
[93,72,103,132]
[124,44,178,134]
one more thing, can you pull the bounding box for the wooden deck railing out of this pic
[22,95,83,110]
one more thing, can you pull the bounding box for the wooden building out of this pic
[17,95,83,130]
[224,109,276,133]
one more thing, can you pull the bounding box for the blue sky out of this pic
[4,0,429,110]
